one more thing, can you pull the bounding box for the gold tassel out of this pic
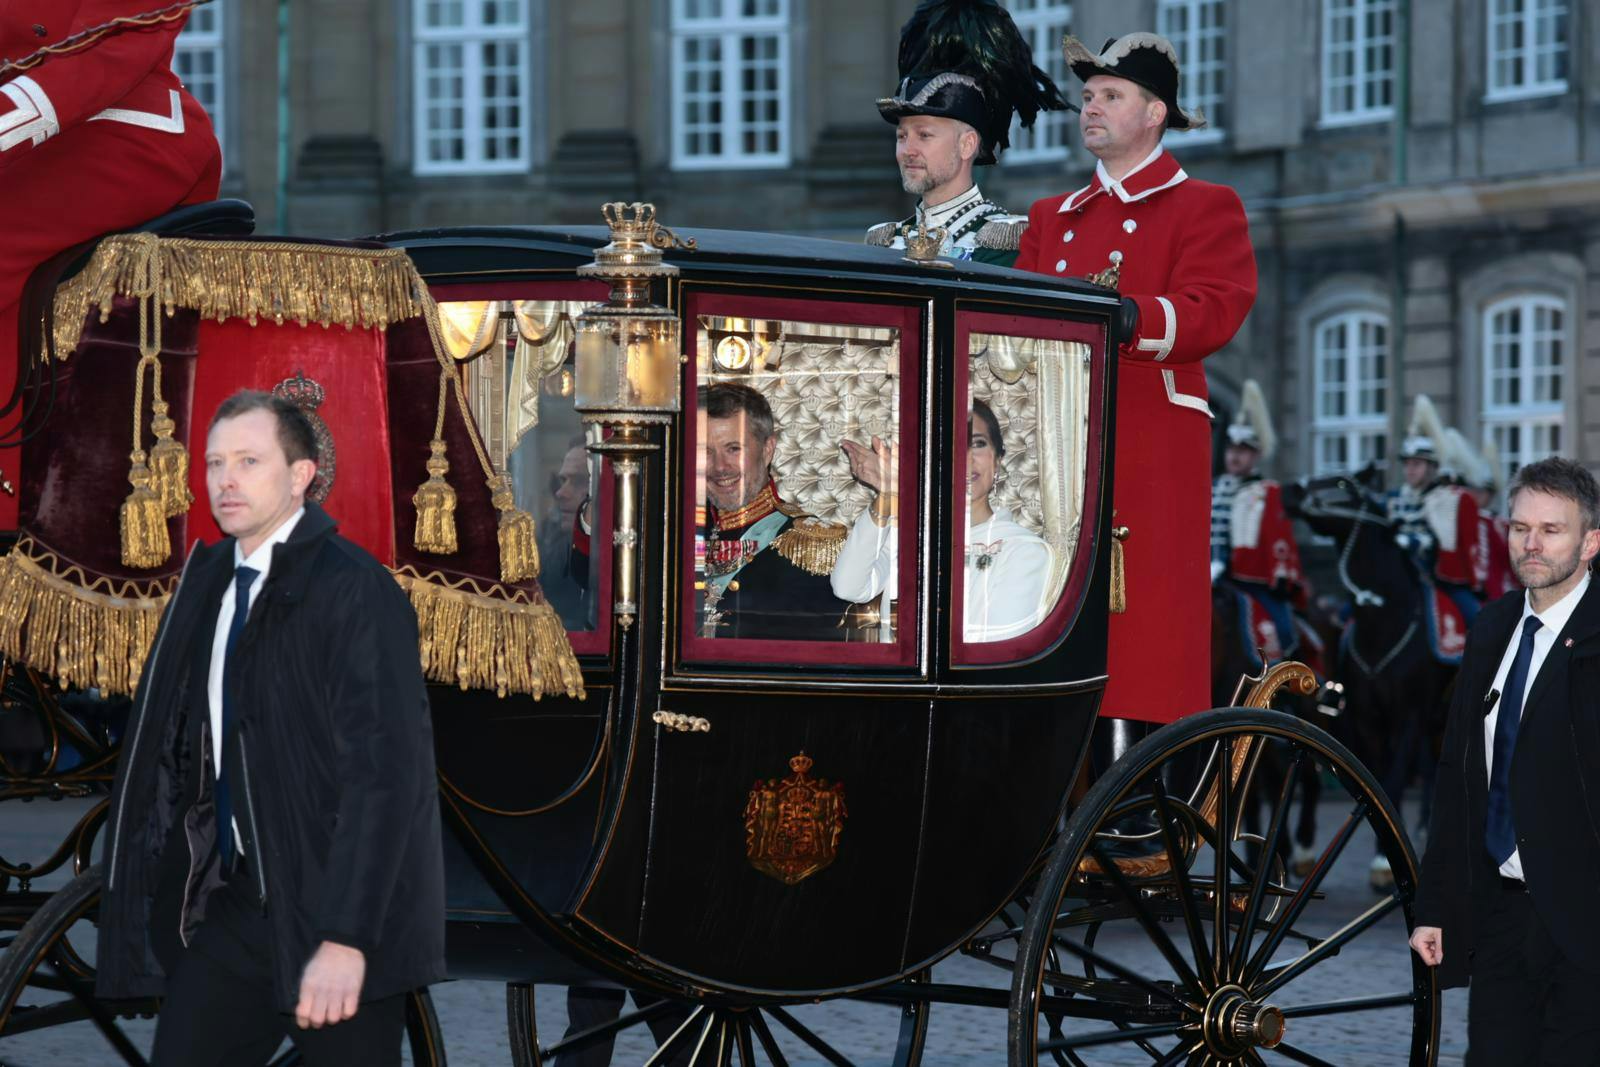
[1109,525,1129,615]
[147,399,192,516]
[488,473,540,582]
[392,568,584,699]
[412,439,458,554]
[120,450,171,569]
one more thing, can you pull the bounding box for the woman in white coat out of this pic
[831,398,1053,642]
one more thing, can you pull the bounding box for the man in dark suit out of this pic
[96,390,445,1066]
[1411,456,1600,1063]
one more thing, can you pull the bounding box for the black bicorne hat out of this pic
[1064,32,1206,131]
[877,0,1070,166]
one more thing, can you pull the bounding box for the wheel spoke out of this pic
[643,1005,708,1067]
[1037,1021,1188,1053]
[66,975,148,1067]
[1244,799,1369,982]
[1153,1037,1200,1066]
[1253,893,1403,999]
[733,1015,758,1067]
[765,1005,857,1067]
[683,1011,720,1067]
[1278,992,1421,1019]
[747,1010,791,1067]
[1270,1040,1340,1066]
[1212,735,1233,986]
[544,998,681,1059]
[1232,750,1302,983]
[1044,920,1197,1014]
[1146,780,1214,990]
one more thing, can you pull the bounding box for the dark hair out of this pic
[970,397,1005,456]
[1507,457,1600,531]
[701,382,774,445]
[208,390,319,465]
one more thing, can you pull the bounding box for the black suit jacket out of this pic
[1416,576,1600,987]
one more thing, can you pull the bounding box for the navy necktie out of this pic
[1487,615,1543,866]
[217,564,259,868]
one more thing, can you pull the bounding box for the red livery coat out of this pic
[0,1,222,529]
[1017,148,1257,722]
[1230,480,1303,591]
[1473,510,1520,600]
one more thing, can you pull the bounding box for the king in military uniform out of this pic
[697,383,850,641]
[867,0,1067,267]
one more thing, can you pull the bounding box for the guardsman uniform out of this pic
[1389,397,1482,633]
[1016,33,1257,722]
[871,0,1066,268]
[0,1,223,529]
[864,185,1026,267]
[698,481,850,641]
[1211,381,1303,662]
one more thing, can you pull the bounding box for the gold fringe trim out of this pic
[772,517,848,577]
[0,541,173,697]
[49,235,426,360]
[1109,535,1127,614]
[392,568,583,701]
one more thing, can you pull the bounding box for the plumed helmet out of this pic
[1225,379,1276,460]
[877,0,1070,166]
[1400,394,1445,462]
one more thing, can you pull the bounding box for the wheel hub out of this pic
[1202,984,1285,1056]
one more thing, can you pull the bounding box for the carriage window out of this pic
[440,296,604,635]
[956,322,1093,657]
[684,301,918,665]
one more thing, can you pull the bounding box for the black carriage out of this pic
[0,202,1439,1065]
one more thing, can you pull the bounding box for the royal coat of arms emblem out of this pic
[744,753,847,886]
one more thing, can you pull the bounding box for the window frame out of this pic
[1002,0,1074,165]
[1319,0,1397,127]
[952,310,1107,668]
[1310,310,1389,475]
[1481,293,1567,482]
[1158,0,1227,145]
[175,1,227,160]
[412,0,533,177]
[669,0,792,171]
[676,291,923,672]
[1485,0,1569,103]
[429,281,615,656]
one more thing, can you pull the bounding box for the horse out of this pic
[1282,469,1459,885]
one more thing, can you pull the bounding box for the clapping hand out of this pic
[841,436,896,494]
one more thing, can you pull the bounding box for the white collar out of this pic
[1522,569,1591,639]
[1094,144,1165,198]
[920,184,984,224]
[234,506,306,576]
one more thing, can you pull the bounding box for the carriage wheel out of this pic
[507,974,930,1067]
[0,868,154,1064]
[0,867,447,1066]
[1007,708,1440,1066]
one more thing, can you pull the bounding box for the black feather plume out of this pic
[895,0,1070,150]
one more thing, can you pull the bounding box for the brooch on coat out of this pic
[968,540,1005,570]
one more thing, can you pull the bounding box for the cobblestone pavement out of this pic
[1,794,1466,1066]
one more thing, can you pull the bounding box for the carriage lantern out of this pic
[575,203,694,629]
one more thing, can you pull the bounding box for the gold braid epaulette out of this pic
[975,218,1027,251]
[772,516,848,576]
[47,234,426,361]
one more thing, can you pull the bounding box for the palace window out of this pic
[671,0,790,170]
[413,0,531,175]
[1483,295,1566,482]
[175,1,226,156]
[1320,0,1395,125]
[1158,0,1226,142]
[1311,311,1388,474]
[1486,0,1568,101]
[1003,0,1073,164]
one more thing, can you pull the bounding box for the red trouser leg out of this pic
[0,94,221,530]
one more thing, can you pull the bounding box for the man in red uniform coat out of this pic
[1016,33,1257,722]
[0,0,222,528]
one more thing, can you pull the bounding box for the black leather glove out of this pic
[1116,296,1140,350]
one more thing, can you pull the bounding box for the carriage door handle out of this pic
[653,711,711,734]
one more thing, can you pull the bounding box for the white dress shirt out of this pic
[1484,570,1590,880]
[207,507,304,847]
